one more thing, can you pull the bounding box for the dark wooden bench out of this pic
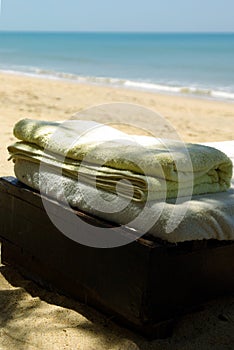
[0,176,234,338]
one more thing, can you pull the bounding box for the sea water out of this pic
[0,32,234,101]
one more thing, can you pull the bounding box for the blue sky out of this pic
[0,0,234,32]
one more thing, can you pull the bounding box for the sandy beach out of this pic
[0,71,234,349]
[1,72,234,176]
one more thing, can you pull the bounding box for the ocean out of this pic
[0,32,234,101]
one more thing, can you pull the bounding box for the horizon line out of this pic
[0,30,234,34]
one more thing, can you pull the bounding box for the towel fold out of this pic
[9,118,233,201]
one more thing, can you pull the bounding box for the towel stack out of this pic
[7,119,234,243]
[8,118,233,203]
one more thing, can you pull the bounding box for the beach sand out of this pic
[0,71,234,349]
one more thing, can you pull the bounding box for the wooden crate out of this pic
[0,177,234,338]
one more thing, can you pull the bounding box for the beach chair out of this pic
[0,141,233,339]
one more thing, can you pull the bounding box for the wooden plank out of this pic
[144,242,234,323]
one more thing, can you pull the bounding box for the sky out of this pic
[0,0,234,32]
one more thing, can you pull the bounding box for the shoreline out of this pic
[0,71,234,177]
[1,68,234,103]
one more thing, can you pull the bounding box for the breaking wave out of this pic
[1,66,234,102]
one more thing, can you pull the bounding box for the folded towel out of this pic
[10,118,233,201]
[13,158,234,243]
[10,141,228,202]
